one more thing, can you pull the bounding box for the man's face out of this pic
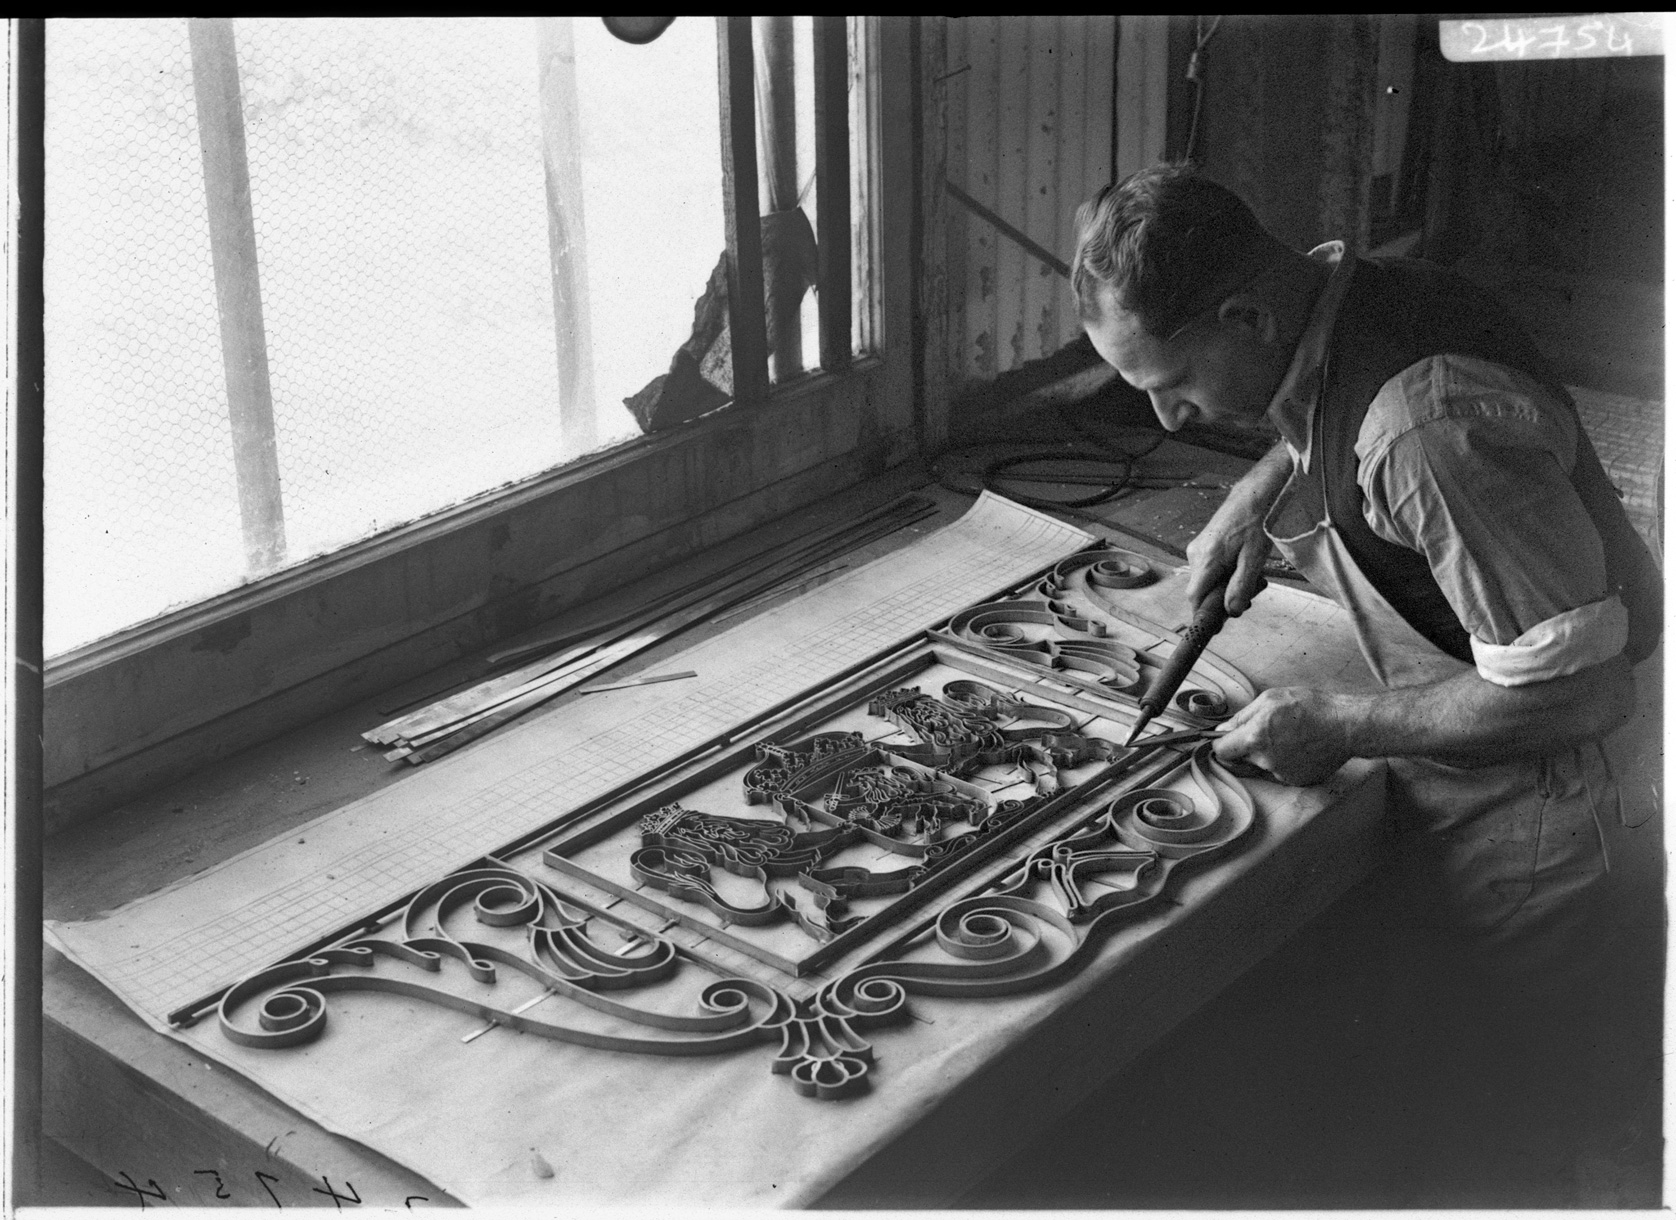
[1083,288,1281,433]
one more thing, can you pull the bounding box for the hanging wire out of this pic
[1183,15,1224,164]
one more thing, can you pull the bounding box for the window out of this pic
[45,16,876,657]
[43,16,914,827]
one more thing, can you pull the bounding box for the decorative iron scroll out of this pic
[625,680,1127,940]
[220,743,1254,1101]
[941,548,1157,692]
[1175,686,1231,722]
[938,546,1250,723]
[945,600,1144,691]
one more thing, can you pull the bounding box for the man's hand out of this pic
[1212,686,1353,786]
[1185,442,1291,618]
[1212,655,1635,787]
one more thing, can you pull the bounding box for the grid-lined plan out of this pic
[48,494,1095,1027]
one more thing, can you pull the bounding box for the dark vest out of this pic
[1316,256,1661,665]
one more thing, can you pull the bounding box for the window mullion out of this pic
[812,15,852,372]
[187,17,287,575]
[535,17,597,455]
[716,15,770,405]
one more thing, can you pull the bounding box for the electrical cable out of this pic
[933,404,1171,512]
[980,449,1141,508]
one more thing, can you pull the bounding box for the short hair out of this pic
[1072,163,1273,339]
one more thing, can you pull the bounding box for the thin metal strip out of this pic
[366,494,936,745]
[389,502,945,761]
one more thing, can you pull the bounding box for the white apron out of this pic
[1265,457,1609,985]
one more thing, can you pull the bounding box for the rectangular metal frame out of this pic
[535,640,1189,979]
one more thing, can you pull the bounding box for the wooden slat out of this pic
[535,18,597,455]
[754,15,799,211]
[813,14,852,372]
[1053,16,1087,355]
[1116,16,1171,181]
[1021,15,1062,364]
[1064,15,1116,353]
[717,15,770,405]
[992,18,1032,373]
[1084,17,1117,189]
[754,14,804,381]
[875,17,920,438]
[849,17,884,358]
[188,17,287,575]
[943,16,970,391]
[963,16,1001,381]
[947,17,1121,376]
[916,16,950,449]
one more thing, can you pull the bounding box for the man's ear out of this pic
[1216,293,1278,345]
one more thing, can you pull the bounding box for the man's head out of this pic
[1073,163,1307,432]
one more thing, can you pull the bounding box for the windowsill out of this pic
[43,354,915,832]
[47,360,879,681]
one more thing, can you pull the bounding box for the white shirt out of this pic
[1267,244,1628,686]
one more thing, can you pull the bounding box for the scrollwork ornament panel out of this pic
[613,676,1128,947]
[936,545,1255,723]
[220,743,1255,1101]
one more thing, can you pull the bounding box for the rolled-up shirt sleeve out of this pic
[1357,355,1627,687]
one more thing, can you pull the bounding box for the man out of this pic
[1071,162,1659,1195]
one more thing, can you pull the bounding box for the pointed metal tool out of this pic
[1124,572,1236,746]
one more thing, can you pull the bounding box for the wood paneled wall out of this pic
[931,16,1395,414]
[941,16,1117,391]
[1196,15,1381,253]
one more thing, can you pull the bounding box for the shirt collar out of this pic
[1268,240,1354,469]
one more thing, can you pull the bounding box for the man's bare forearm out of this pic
[1215,656,1634,784]
[1333,656,1634,765]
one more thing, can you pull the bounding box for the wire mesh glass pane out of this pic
[573,18,727,432]
[44,17,725,657]
[234,18,564,561]
[45,19,244,657]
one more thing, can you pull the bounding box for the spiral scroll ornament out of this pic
[938,546,1167,694]
[945,600,1145,692]
[220,750,1256,1100]
[1174,687,1232,723]
[219,865,792,1058]
[934,546,1258,722]
[812,742,1255,1003]
[934,548,1163,697]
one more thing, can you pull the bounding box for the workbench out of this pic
[41,444,1396,1208]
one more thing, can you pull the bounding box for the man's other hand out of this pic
[1184,508,1271,618]
[1183,442,1290,618]
[1212,686,1351,786]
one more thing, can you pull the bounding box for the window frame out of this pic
[43,15,922,831]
